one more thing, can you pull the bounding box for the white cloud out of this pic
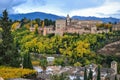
[0,0,26,13]
[12,0,104,16]
[13,6,66,16]
[69,0,120,18]
[3,0,120,18]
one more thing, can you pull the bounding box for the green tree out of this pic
[39,58,48,71]
[88,69,93,80]
[115,75,117,80]
[97,65,101,80]
[34,25,39,35]
[23,51,33,69]
[84,67,87,80]
[0,10,20,67]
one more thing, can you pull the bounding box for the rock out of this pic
[98,40,120,55]
[0,77,4,80]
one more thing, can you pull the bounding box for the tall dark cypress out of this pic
[115,75,117,80]
[34,26,39,35]
[23,52,33,69]
[0,10,20,67]
[88,69,93,80]
[84,67,87,80]
[97,65,101,80]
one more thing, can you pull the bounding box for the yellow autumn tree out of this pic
[24,23,31,29]
[34,24,39,34]
[0,27,2,44]
[75,41,90,57]
[105,23,112,29]
[60,47,73,57]
[11,22,20,31]
[23,37,38,52]
[42,21,44,28]
[36,42,45,53]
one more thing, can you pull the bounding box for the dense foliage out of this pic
[0,10,20,67]
[97,65,101,80]
[20,18,55,29]
[12,26,120,67]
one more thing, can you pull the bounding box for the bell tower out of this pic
[66,14,71,26]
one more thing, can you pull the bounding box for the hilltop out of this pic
[0,12,120,23]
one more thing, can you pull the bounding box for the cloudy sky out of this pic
[0,0,120,18]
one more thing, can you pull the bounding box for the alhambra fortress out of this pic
[30,15,120,36]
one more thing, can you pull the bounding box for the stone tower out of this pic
[66,14,71,26]
[111,61,117,75]
[43,27,47,36]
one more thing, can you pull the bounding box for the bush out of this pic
[32,61,40,66]
[54,58,65,66]
[0,66,37,79]
[74,62,82,67]
[39,59,48,71]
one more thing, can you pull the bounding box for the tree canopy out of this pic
[0,10,20,67]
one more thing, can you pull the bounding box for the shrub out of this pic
[39,59,48,71]
[74,62,82,67]
[0,66,37,79]
[54,58,65,66]
[32,61,40,66]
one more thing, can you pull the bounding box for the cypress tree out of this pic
[84,67,87,80]
[34,26,39,35]
[115,75,117,80]
[23,52,33,69]
[0,10,20,67]
[88,69,93,80]
[97,65,101,80]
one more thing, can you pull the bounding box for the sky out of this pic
[0,0,120,18]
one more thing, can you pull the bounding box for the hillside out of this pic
[0,12,120,23]
[98,40,120,55]
[72,16,120,23]
[0,12,65,21]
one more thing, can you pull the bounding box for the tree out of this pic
[97,65,101,80]
[11,21,20,31]
[39,58,48,71]
[34,24,39,35]
[75,41,90,57]
[88,69,93,80]
[84,67,87,80]
[0,10,20,67]
[23,50,33,69]
[115,75,117,80]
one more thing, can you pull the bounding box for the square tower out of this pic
[111,61,117,75]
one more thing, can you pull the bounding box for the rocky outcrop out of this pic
[98,40,120,55]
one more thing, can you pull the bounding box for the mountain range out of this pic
[0,12,120,23]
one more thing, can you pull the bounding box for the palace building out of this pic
[30,14,119,36]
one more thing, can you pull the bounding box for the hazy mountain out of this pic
[0,12,120,23]
[72,16,120,23]
[0,12,65,21]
